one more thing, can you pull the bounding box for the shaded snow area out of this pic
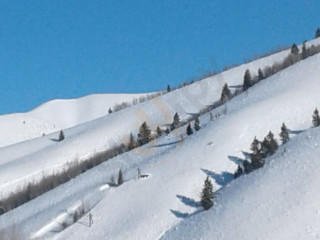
[0,38,320,240]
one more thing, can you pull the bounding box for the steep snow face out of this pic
[0,93,147,148]
[161,126,320,240]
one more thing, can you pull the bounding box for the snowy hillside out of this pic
[0,37,320,240]
[162,127,320,240]
[0,93,147,148]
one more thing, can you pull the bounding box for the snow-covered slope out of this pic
[0,93,147,148]
[162,127,320,240]
[0,39,320,240]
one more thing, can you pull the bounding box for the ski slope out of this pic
[0,93,147,148]
[0,38,320,239]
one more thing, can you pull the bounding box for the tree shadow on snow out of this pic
[170,209,202,219]
[229,84,243,89]
[228,155,245,165]
[151,140,182,148]
[289,129,305,135]
[201,169,234,186]
[176,195,201,208]
[241,151,250,160]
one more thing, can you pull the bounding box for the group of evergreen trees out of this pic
[236,123,290,176]
[186,117,201,136]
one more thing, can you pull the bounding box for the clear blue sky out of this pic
[0,0,319,114]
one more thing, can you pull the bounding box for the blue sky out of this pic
[0,0,319,114]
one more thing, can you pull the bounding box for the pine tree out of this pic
[186,123,193,136]
[156,126,162,137]
[194,117,201,131]
[170,112,180,130]
[128,132,136,150]
[291,43,299,55]
[250,137,264,170]
[58,130,65,141]
[200,177,214,210]
[261,131,278,158]
[315,28,320,39]
[302,41,308,59]
[234,165,243,178]
[220,83,231,103]
[165,128,170,135]
[243,69,252,91]
[279,123,289,144]
[137,122,151,145]
[108,108,112,114]
[167,84,171,92]
[258,68,264,81]
[118,169,124,185]
[312,108,320,127]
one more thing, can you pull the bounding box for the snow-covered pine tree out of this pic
[220,83,231,103]
[200,177,214,210]
[170,112,180,130]
[261,131,278,157]
[194,117,201,131]
[315,28,320,39]
[279,123,290,144]
[118,169,124,185]
[137,122,152,145]
[156,126,162,137]
[186,123,193,136]
[258,68,264,81]
[312,108,320,127]
[291,43,299,55]
[243,69,252,91]
[128,132,136,150]
[58,130,65,141]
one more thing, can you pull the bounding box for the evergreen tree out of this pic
[165,128,170,135]
[118,169,124,185]
[261,131,278,158]
[258,68,264,81]
[302,41,308,59]
[234,165,243,178]
[220,83,231,103]
[312,108,320,127]
[108,108,112,114]
[279,123,290,144]
[200,177,214,210]
[243,69,252,91]
[291,43,299,55]
[137,122,151,145]
[128,132,136,150]
[170,112,180,130]
[167,85,171,92]
[156,126,162,137]
[250,137,264,170]
[58,130,65,141]
[186,123,193,136]
[315,28,320,39]
[194,117,201,131]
